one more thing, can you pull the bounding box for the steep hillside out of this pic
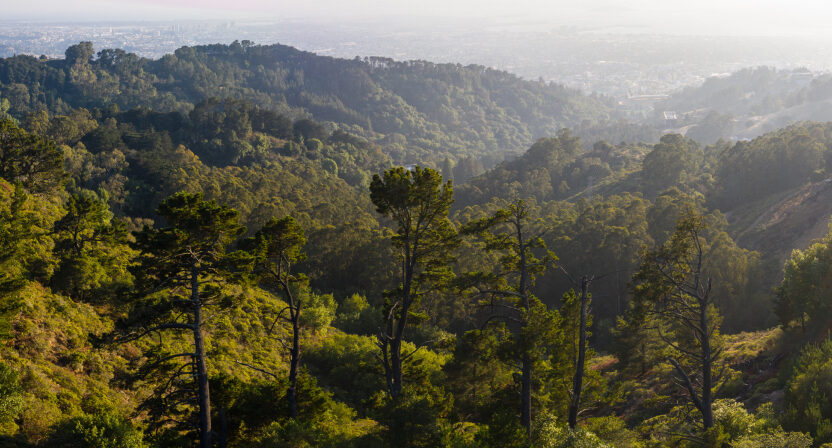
[731,178,832,268]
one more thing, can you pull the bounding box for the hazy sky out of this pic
[6,0,832,37]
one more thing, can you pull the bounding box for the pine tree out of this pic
[118,192,245,447]
[370,166,458,400]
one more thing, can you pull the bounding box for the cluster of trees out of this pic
[712,122,832,209]
[0,41,620,169]
[6,42,832,447]
[0,111,828,447]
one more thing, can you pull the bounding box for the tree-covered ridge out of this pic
[0,41,614,167]
[656,66,832,144]
[5,40,832,446]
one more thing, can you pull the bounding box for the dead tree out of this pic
[244,216,307,420]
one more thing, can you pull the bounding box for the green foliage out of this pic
[546,193,651,344]
[334,294,381,335]
[784,340,832,443]
[376,385,452,448]
[733,431,813,448]
[638,400,812,447]
[0,363,22,433]
[120,191,246,434]
[370,165,458,398]
[303,333,385,410]
[0,118,66,193]
[459,199,573,432]
[582,416,640,448]
[51,190,133,301]
[714,123,832,209]
[0,185,31,331]
[211,372,381,448]
[0,42,613,166]
[531,412,611,448]
[444,327,514,423]
[300,292,337,333]
[4,40,832,448]
[627,210,728,432]
[640,134,702,196]
[457,130,585,205]
[44,412,147,448]
[777,225,832,338]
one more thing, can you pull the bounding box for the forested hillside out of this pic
[657,66,832,144]
[0,41,620,169]
[2,43,832,447]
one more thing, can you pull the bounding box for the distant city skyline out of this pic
[6,0,832,38]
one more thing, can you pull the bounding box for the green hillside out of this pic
[2,42,832,447]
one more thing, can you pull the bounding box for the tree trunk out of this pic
[517,222,532,437]
[287,301,300,419]
[390,337,403,399]
[389,256,413,401]
[568,276,589,429]
[700,298,713,429]
[192,264,212,448]
[217,407,228,448]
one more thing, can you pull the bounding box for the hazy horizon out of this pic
[6,0,832,38]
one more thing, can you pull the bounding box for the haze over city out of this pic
[6,0,832,37]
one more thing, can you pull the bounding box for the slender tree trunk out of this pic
[700,299,713,429]
[390,257,413,400]
[390,337,403,399]
[287,301,300,419]
[192,263,212,448]
[568,276,589,429]
[517,224,532,437]
[217,407,228,448]
[380,313,394,397]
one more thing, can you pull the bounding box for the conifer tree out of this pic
[370,166,458,400]
[119,192,245,448]
[630,210,725,431]
[461,199,558,436]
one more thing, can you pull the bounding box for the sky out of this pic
[6,0,832,37]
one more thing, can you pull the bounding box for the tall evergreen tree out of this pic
[118,192,245,448]
[0,118,66,194]
[51,190,132,300]
[461,199,558,436]
[370,166,458,400]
